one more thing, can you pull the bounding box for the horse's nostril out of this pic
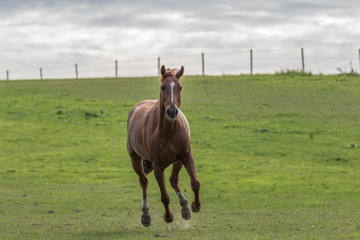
[166,108,178,119]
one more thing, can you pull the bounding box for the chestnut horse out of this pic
[127,65,201,227]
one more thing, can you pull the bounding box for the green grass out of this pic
[1,74,360,239]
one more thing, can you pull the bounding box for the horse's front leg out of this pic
[154,166,173,223]
[130,154,151,227]
[170,161,191,220]
[183,153,201,213]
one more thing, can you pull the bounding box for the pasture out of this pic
[1,74,360,239]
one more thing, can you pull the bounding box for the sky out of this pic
[1,0,360,79]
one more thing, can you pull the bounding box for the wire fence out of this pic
[2,48,360,80]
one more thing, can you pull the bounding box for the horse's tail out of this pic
[143,160,153,175]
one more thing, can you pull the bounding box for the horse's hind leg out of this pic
[153,165,173,223]
[170,161,191,220]
[183,153,201,213]
[130,152,151,227]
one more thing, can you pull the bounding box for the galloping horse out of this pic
[127,65,201,227]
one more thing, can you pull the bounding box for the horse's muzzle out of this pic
[166,107,178,121]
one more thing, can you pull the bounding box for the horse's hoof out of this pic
[191,202,201,213]
[163,213,174,223]
[181,206,191,220]
[141,214,151,227]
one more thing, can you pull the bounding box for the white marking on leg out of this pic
[177,191,191,221]
[170,81,175,104]
[177,192,185,198]
[142,198,149,211]
[177,192,188,206]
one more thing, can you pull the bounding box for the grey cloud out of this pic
[1,0,360,78]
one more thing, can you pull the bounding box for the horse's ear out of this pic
[176,66,184,79]
[160,65,166,77]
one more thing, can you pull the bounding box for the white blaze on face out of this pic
[170,81,175,104]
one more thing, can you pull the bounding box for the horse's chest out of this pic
[158,142,183,167]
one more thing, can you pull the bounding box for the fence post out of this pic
[40,67,43,80]
[75,64,78,79]
[158,57,160,77]
[301,47,305,72]
[201,52,205,76]
[250,49,253,75]
[6,70,9,80]
[115,60,118,78]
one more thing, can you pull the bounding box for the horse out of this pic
[127,65,201,227]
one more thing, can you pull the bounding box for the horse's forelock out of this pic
[160,70,176,82]
[160,68,183,82]
[171,68,179,74]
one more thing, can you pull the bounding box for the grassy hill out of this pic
[1,74,360,239]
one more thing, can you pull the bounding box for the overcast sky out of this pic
[1,0,360,79]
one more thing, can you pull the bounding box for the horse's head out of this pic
[160,65,184,122]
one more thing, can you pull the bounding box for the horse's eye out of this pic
[161,85,166,91]
[179,86,183,91]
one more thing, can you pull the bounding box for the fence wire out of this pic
[1,48,359,80]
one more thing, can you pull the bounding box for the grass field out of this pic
[1,74,360,239]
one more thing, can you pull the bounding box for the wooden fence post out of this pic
[301,47,305,72]
[158,57,160,77]
[201,52,205,76]
[75,64,78,79]
[6,70,9,80]
[250,49,253,75]
[40,67,43,80]
[115,60,118,78]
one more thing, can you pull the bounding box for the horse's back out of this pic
[128,100,158,128]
